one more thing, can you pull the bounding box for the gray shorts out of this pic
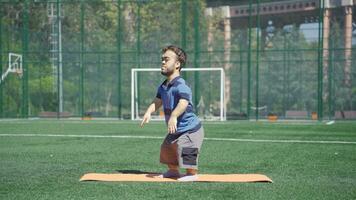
[160,127,204,169]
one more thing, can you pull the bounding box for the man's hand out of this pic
[167,116,177,134]
[140,113,151,127]
[140,98,162,128]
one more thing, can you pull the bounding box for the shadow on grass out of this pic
[115,169,179,180]
[115,169,160,175]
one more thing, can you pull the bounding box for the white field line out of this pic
[0,134,356,145]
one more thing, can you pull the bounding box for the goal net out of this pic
[131,68,226,121]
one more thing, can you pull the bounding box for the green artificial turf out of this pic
[0,120,355,199]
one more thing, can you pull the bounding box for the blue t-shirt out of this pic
[156,76,201,134]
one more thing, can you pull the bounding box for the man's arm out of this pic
[140,98,162,127]
[168,99,189,134]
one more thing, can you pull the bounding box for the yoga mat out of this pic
[79,173,272,183]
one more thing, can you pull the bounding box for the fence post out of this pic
[80,0,85,118]
[328,35,334,119]
[317,0,325,121]
[239,41,243,113]
[0,4,3,118]
[117,0,122,119]
[22,0,29,118]
[194,0,200,108]
[255,0,260,120]
[181,0,187,50]
[247,0,252,119]
[136,2,141,115]
[181,0,187,80]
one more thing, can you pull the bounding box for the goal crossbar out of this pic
[131,68,226,121]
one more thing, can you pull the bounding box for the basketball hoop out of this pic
[1,53,23,84]
[10,53,23,78]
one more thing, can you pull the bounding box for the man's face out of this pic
[161,50,180,76]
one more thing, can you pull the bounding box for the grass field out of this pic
[0,120,355,199]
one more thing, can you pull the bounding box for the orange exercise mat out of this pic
[79,173,272,183]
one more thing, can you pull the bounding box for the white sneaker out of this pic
[158,170,181,178]
[177,174,198,182]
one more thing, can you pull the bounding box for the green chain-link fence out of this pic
[0,0,355,120]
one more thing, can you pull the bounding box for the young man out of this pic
[140,45,204,182]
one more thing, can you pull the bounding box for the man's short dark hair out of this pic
[162,45,187,69]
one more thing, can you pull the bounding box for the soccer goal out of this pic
[0,53,23,85]
[131,68,226,121]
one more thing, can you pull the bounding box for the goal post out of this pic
[131,68,226,121]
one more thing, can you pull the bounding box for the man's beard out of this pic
[161,66,174,76]
[161,70,174,76]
